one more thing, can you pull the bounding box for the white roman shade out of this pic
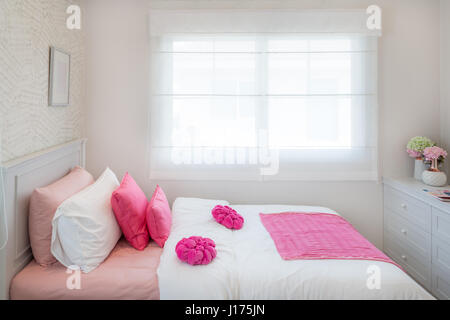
[149,9,380,181]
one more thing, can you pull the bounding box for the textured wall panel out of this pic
[0,0,85,163]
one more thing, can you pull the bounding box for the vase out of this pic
[422,170,447,187]
[414,158,426,180]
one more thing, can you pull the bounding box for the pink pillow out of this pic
[212,205,244,230]
[175,236,217,265]
[146,185,172,248]
[29,166,94,266]
[111,173,149,250]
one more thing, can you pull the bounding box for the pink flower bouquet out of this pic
[406,149,422,158]
[423,146,448,161]
[406,136,435,160]
[423,146,448,171]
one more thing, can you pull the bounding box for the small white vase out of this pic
[414,159,426,180]
[422,170,447,187]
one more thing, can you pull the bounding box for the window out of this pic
[149,10,379,181]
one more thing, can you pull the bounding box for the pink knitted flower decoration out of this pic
[423,146,448,161]
[175,236,217,265]
[212,205,244,230]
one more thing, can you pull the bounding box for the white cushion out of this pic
[51,168,122,273]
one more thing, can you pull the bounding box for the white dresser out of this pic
[383,177,450,299]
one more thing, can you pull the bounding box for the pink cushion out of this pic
[111,173,150,250]
[146,186,172,248]
[175,236,217,265]
[212,205,244,230]
[29,166,94,266]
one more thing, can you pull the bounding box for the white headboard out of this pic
[0,139,86,300]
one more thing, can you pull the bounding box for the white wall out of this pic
[84,0,442,249]
[441,0,450,175]
[0,0,86,163]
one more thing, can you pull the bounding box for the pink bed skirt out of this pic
[10,239,162,300]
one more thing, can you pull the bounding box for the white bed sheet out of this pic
[157,198,434,300]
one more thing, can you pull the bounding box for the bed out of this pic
[0,140,164,300]
[158,198,434,300]
[0,140,435,300]
[0,139,90,299]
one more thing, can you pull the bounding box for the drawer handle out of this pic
[401,229,407,235]
[401,255,407,261]
[400,203,407,210]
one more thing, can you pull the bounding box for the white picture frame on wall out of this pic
[48,47,70,106]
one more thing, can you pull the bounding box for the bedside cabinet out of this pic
[384,177,450,299]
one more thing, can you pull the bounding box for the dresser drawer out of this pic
[431,236,450,299]
[384,233,431,290]
[432,236,450,274]
[432,265,450,300]
[384,186,431,231]
[385,209,431,261]
[432,208,450,244]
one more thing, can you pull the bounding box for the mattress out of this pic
[158,198,435,300]
[10,239,162,300]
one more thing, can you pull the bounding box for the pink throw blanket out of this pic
[260,212,400,268]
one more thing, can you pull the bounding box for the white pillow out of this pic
[51,168,122,273]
